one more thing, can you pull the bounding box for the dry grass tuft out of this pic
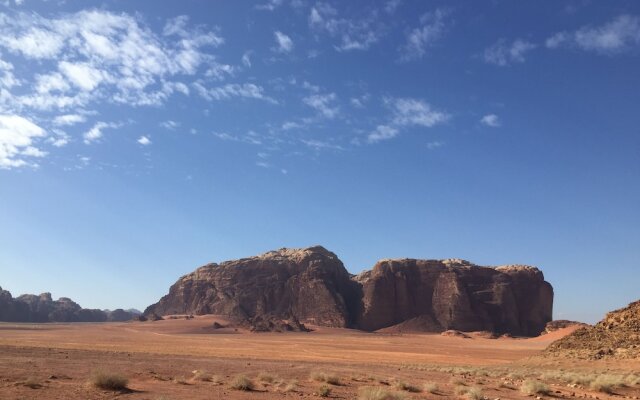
[318,384,332,397]
[311,371,340,385]
[258,372,278,383]
[282,379,298,392]
[520,379,550,395]
[89,370,129,391]
[464,386,483,400]
[22,377,42,389]
[191,370,211,382]
[230,374,254,391]
[423,382,438,393]
[590,375,625,394]
[395,381,422,392]
[454,385,468,396]
[357,386,407,400]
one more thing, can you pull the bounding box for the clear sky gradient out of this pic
[1,0,639,323]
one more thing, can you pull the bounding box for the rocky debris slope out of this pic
[542,320,589,334]
[0,286,139,323]
[546,300,640,359]
[145,246,553,336]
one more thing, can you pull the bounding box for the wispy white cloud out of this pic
[484,39,536,66]
[303,93,338,118]
[137,135,151,145]
[241,51,252,68]
[301,138,344,150]
[213,131,262,145]
[194,82,276,103]
[47,129,70,147]
[308,2,382,51]
[160,120,180,130]
[367,125,399,143]
[480,114,501,127]
[546,15,640,54]
[273,31,294,53]
[0,114,46,169]
[426,140,444,150]
[385,0,402,14]
[401,9,449,61]
[0,10,224,111]
[83,121,118,144]
[53,113,86,127]
[368,98,449,144]
[255,0,284,11]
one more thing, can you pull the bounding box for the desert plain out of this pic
[1,315,639,400]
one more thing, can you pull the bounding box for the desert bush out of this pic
[464,386,483,400]
[311,371,340,385]
[590,375,625,394]
[450,377,466,386]
[395,381,422,392]
[22,377,42,389]
[258,372,277,383]
[173,377,188,385]
[357,386,406,400]
[210,375,223,385]
[191,370,211,382]
[282,379,298,392]
[423,382,438,393]
[318,384,332,397]
[230,374,254,391]
[454,385,467,396]
[520,379,550,395]
[90,370,129,391]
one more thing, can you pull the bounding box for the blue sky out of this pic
[0,0,639,323]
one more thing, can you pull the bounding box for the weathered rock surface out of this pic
[546,300,640,359]
[145,246,553,336]
[542,320,589,334]
[144,246,360,328]
[0,286,139,323]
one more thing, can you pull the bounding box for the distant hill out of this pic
[145,246,554,336]
[0,286,138,323]
[546,300,640,359]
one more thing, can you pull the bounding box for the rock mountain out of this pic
[145,246,553,336]
[0,287,139,323]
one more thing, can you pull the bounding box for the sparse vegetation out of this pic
[282,379,298,392]
[230,374,254,391]
[454,385,468,396]
[89,369,129,391]
[22,377,42,389]
[210,375,223,385]
[357,386,407,400]
[450,377,466,386]
[423,382,438,393]
[318,384,332,397]
[395,380,422,392]
[521,379,550,395]
[191,370,211,382]
[590,374,625,394]
[464,386,484,400]
[311,371,340,385]
[258,372,277,383]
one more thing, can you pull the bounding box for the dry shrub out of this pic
[22,377,42,389]
[311,371,340,385]
[318,384,332,397]
[454,385,467,396]
[89,369,128,391]
[520,379,550,395]
[590,375,625,394]
[191,370,211,382]
[464,386,483,400]
[395,381,421,392]
[258,372,277,383]
[230,374,254,391]
[357,386,406,400]
[282,379,298,392]
[423,382,438,393]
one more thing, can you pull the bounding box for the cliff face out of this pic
[355,259,553,336]
[144,246,360,328]
[0,286,139,323]
[145,246,554,336]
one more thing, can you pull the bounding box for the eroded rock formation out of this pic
[0,286,139,323]
[145,246,554,336]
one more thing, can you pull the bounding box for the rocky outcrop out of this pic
[355,259,553,336]
[0,286,138,323]
[546,300,640,359]
[144,246,360,328]
[145,246,553,336]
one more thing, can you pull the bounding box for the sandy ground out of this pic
[0,315,638,399]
